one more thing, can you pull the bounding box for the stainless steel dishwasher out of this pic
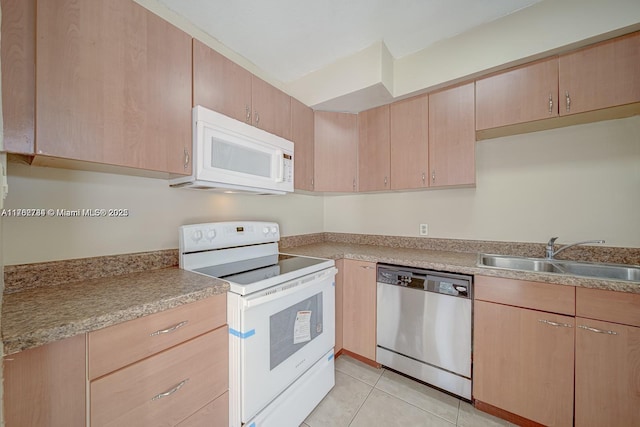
[376,264,472,400]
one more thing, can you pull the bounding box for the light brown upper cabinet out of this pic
[358,105,390,192]
[251,75,292,140]
[559,31,640,116]
[476,58,559,130]
[291,98,315,191]
[36,0,192,175]
[428,83,475,187]
[193,39,252,125]
[193,40,292,140]
[1,0,36,154]
[314,111,358,192]
[390,94,429,190]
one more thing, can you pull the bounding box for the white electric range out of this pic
[179,221,336,427]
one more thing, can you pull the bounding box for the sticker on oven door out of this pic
[293,310,312,344]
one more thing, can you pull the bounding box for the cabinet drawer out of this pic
[91,326,228,427]
[475,275,575,315]
[89,295,225,379]
[576,287,640,327]
[177,392,229,427]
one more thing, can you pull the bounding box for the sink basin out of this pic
[478,254,640,282]
[479,254,559,273]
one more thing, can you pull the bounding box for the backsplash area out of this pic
[7,233,638,294]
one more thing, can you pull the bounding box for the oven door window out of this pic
[269,292,323,370]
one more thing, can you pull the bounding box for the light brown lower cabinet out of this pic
[341,259,377,362]
[3,334,86,427]
[574,288,640,427]
[91,327,228,427]
[89,294,229,427]
[334,259,344,354]
[474,276,640,427]
[473,300,575,427]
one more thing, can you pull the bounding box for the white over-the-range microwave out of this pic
[170,105,294,195]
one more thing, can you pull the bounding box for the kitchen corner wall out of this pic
[325,116,640,248]
[2,166,324,265]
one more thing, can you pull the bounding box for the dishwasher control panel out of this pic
[377,264,472,298]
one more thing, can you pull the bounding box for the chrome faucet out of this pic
[545,237,605,259]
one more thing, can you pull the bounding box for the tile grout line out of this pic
[346,368,386,426]
[373,371,461,426]
[370,387,457,426]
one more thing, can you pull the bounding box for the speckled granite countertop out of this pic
[281,242,640,294]
[2,267,228,355]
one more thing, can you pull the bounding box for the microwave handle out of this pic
[275,150,284,182]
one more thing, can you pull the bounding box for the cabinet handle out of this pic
[255,111,260,125]
[311,178,314,189]
[565,91,571,112]
[548,93,554,114]
[538,319,573,328]
[151,379,189,401]
[384,176,388,186]
[578,325,618,335]
[422,172,426,184]
[431,170,436,184]
[245,105,251,123]
[353,178,356,191]
[183,148,190,169]
[360,265,375,270]
[150,320,189,337]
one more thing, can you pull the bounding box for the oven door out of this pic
[228,267,336,424]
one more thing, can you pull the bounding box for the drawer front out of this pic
[89,294,225,379]
[475,275,575,315]
[577,287,640,327]
[91,326,228,427]
[177,392,229,427]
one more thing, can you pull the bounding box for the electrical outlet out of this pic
[419,224,428,236]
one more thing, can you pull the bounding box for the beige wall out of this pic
[324,116,640,248]
[2,165,324,265]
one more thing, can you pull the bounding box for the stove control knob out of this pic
[206,229,217,241]
[263,227,270,235]
[270,226,278,234]
[192,230,203,242]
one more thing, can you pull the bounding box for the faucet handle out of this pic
[547,236,558,246]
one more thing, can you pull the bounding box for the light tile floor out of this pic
[302,355,519,427]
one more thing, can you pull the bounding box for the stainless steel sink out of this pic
[478,254,640,282]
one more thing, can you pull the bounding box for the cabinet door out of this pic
[314,111,358,192]
[476,57,559,130]
[251,75,292,140]
[559,31,640,116]
[575,318,640,427]
[473,301,574,427]
[36,0,192,174]
[334,259,344,354]
[291,98,315,191]
[193,39,252,125]
[342,260,376,361]
[358,105,390,191]
[390,94,429,190]
[1,0,35,154]
[4,334,86,426]
[428,83,475,187]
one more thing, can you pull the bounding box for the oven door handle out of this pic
[243,267,337,309]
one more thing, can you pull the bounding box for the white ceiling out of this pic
[157,0,541,84]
